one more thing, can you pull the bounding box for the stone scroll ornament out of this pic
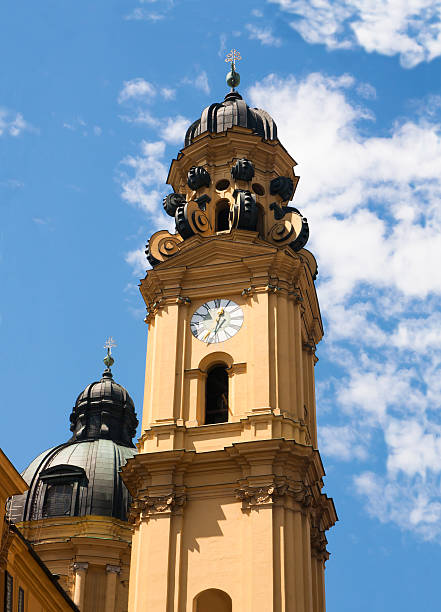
[187,166,211,191]
[230,190,258,232]
[175,200,212,240]
[231,158,255,182]
[270,176,295,202]
[267,202,309,252]
[146,230,183,266]
[163,192,186,217]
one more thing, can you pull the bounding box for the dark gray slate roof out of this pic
[184,91,278,147]
[9,365,138,524]
[9,439,136,522]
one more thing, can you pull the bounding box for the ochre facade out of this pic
[122,117,337,611]
[0,449,78,612]
[16,515,131,612]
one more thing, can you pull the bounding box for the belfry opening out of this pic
[205,365,229,424]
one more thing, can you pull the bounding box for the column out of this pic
[105,565,121,612]
[73,562,88,610]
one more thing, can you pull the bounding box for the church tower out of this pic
[122,54,337,612]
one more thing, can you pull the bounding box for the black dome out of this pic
[69,368,138,448]
[185,91,278,147]
[9,363,138,523]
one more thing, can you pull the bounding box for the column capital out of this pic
[106,564,121,574]
[73,562,89,573]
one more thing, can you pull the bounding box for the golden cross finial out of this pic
[225,49,242,70]
[104,337,117,354]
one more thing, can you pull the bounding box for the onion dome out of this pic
[184,91,278,147]
[9,347,138,523]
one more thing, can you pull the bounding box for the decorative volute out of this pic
[146,73,308,268]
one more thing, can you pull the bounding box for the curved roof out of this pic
[9,362,138,524]
[69,368,138,448]
[184,91,278,147]
[9,439,136,522]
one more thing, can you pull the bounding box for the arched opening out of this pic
[205,365,229,424]
[216,200,230,232]
[194,589,232,612]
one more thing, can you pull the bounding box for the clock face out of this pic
[190,299,244,344]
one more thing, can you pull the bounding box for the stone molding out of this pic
[235,481,314,510]
[235,484,288,507]
[310,526,329,562]
[128,493,186,523]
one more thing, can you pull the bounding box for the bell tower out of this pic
[122,54,337,612]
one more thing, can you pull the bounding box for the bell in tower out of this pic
[122,51,337,612]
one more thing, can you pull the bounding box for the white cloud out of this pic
[270,0,441,67]
[118,78,156,104]
[0,109,31,137]
[248,72,441,540]
[125,8,165,21]
[93,126,102,136]
[119,139,167,215]
[161,87,176,100]
[195,71,210,94]
[126,246,149,276]
[252,8,263,17]
[161,115,190,144]
[246,23,282,46]
[120,109,159,127]
[320,425,368,460]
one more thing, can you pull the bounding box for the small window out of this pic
[205,366,229,424]
[216,179,230,191]
[43,483,74,517]
[18,587,24,612]
[216,200,230,232]
[4,572,13,612]
[252,183,265,196]
[38,464,87,519]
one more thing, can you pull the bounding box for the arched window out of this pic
[216,200,230,232]
[205,365,229,424]
[194,589,232,612]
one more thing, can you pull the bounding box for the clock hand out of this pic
[207,309,225,343]
[203,308,224,342]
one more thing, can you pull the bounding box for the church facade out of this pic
[122,59,336,611]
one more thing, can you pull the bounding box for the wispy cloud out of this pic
[125,9,165,21]
[195,71,210,94]
[249,71,441,540]
[0,108,31,137]
[161,115,190,144]
[269,0,441,67]
[161,87,176,100]
[118,78,156,104]
[246,23,282,46]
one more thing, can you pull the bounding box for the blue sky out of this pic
[2,0,441,609]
